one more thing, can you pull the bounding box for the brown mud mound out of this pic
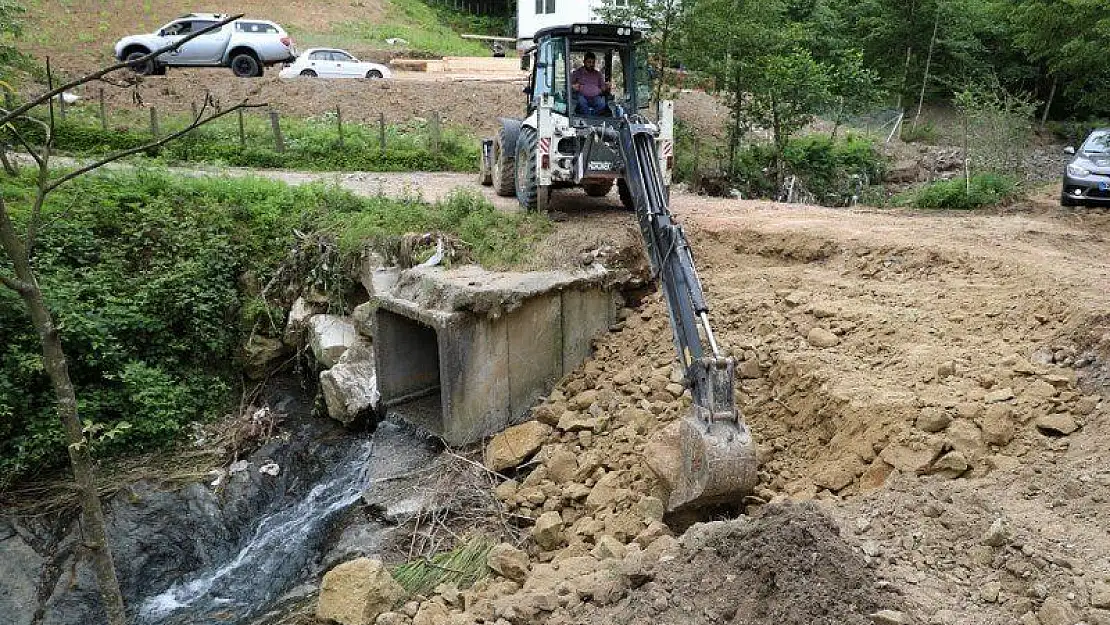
[553,503,901,625]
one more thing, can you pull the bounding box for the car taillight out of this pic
[280,37,292,47]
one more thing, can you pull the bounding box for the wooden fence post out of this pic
[269,109,285,153]
[190,101,199,120]
[98,88,107,130]
[58,90,67,120]
[238,107,246,148]
[336,105,344,147]
[378,112,386,157]
[430,111,441,154]
[149,106,160,138]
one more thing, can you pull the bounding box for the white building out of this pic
[517,0,629,49]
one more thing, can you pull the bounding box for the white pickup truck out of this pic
[113,13,297,77]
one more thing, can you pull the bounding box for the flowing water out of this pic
[133,418,437,625]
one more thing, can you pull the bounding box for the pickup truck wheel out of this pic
[230,53,262,78]
[299,69,317,77]
[125,51,154,76]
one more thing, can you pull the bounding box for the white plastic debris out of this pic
[207,469,227,488]
[228,460,250,474]
[259,462,280,477]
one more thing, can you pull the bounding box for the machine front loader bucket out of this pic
[644,358,758,513]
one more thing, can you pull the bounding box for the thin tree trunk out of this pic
[1040,75,1057,128]
[0,199,127,625]
[913,6,941,131]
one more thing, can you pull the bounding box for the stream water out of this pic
[134,437,377,625]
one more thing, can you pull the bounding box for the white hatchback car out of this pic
[279,48,392,79]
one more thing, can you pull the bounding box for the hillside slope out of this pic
[19,0,489,74]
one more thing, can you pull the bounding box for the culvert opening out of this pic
[375,309,444,435]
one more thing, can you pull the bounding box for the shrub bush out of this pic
[903,173,1020,209]
[728,134,885,204]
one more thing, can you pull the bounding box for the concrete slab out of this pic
[372,265,621,446]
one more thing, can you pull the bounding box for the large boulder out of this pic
[0,528,43,625]
[285,297,325,346]
[316,558,406,625]
[321,346,379,425]
[484,421,553,472]
[309,315,362,369]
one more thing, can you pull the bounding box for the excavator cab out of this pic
[481,24,758,514]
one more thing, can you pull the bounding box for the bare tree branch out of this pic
[43,100,267,195]
[5,119,46,168]
[0,14,243,128]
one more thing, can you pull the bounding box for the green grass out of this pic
[897,173,1021,210]
[391,537,494,596]
[295,0,490,57]
[18,104,480,173]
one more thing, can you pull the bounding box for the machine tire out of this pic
[366,69,384,79]
[617,178,635,211]
[300,69,317,77]
[152,64,167,76]
[582,180,614,197]
[491,125,517,197]
[230,53,262,78]
[1060,194,1079,207]
[125,51,155,76]
[516,126,540,212]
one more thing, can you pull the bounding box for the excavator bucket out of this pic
[643,357,758,513]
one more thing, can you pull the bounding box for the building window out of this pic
[537,0,556,14]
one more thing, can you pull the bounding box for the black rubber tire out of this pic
[300,69,317,77]
[583,180,614,197]
[152,64,167,76]
[516,126,540,212]
[230,53,262,78]
[618,178,635,211]
[366,70,384,79]
[491,126,516,197]
[1060,194,1079,207]
[125,51,154,76]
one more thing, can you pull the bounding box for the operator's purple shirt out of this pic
[571,66,606,98]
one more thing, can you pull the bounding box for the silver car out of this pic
[114,13,296,77]
[1062,128,1110,207]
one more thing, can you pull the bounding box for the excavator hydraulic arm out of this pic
[616,116,758,513]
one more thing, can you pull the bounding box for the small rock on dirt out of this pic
[533,511,564,550]
[1035,413,1078,436]
[1037,597,1077,625]
[981,518,1011,547]
[985,388,1015,403]
[317,558,405,625]
[870,609,911,625]
[487,543,529,582]
[484,421,553,471]
[1091,583,1110,609]
[930,451,969,478]
[916,407,951,433]
[807,327,840,348]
